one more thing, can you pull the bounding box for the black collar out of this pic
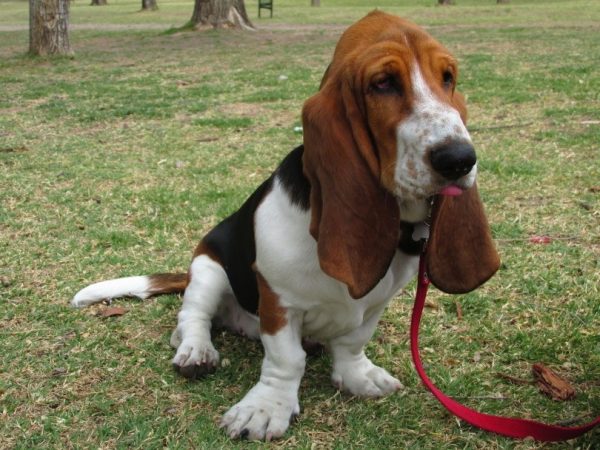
[398,221,426,255]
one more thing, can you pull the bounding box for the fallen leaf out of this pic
[98,307,128,318]
[0,145,29,153]
[532,363,575,401]
[164,406,179,415]
[51,367,68,377]
[529,235,552,244]
[496,372,533,385]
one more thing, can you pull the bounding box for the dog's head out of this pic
[302,11,500,298]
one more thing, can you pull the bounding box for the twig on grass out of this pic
[453,395,509,400]
[555,413,594,427]
[496,372,534,386]
[469,122,534,132]
[495,235,580,243]
[454,300,463,321]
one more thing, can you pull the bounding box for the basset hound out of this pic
[72,11,500,441]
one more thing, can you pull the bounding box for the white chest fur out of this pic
[254,179,420,341]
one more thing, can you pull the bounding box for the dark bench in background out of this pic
[259,0,273,18]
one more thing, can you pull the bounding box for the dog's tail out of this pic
[71,273,188,307]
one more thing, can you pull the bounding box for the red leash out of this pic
[411,251,600,441]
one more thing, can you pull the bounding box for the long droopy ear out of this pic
[426,184,500,294]
[302,79,401,299]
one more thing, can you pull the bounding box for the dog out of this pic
[73,11,500,441]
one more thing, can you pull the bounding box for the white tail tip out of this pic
[71,276,151,307]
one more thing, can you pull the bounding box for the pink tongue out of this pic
[439,185,464,197]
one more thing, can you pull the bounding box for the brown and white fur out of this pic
[72,11,499,441]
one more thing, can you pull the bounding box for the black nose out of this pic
[429,141,477,180]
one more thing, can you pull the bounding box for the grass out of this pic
[1,0,599,448]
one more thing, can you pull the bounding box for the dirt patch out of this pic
[217,102,267,118]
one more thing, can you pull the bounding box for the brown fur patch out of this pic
[192,239,222,263]
[148,273,188,296]
[256,271,287,335]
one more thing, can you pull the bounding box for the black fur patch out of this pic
[276,145,310,211]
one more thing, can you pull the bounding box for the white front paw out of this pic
[220,383,300,441]
[332,359,403,397]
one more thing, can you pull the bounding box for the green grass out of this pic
[1,0,599,448]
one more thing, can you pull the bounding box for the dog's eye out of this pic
[442,70,454,89]
[371,75,401,95]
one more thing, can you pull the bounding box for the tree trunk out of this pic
[29,0,73,56]
[311,0,320,6]
[90,0,107,5]
[191,0,254,30]
[141,0,158,11]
